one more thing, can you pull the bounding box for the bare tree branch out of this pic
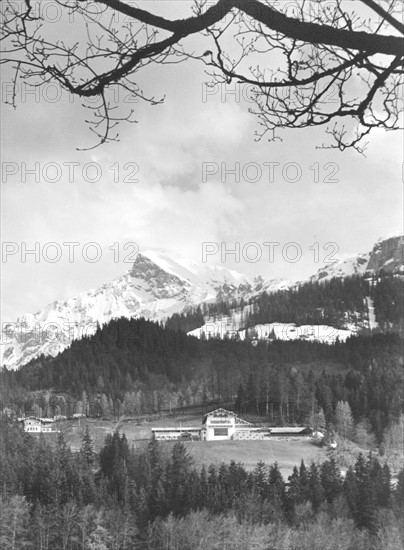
[359,0,404,35]
[2,0,403,149]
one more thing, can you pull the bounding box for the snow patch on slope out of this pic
[188,319,355,344]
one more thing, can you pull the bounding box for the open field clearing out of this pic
[62,414,204,451]
[58,416,399,481]
[60,415,330,476]
[184,440,327,475]
[35,417,398,480]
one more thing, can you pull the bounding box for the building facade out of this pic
[201,408,253,441]
[22,417,58,433]
[151,427,201,441]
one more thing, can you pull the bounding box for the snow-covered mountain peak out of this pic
[0,249,286,370]
[2,236,402,370]
[131,251,193,282]
[367,235,404,273]
[309,252,371,283]
[309,235,404,283]
[135,250,255,287]
[376,232,403,243]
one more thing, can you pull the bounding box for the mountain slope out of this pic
[309,234,404,283]
[1,251,288,369]
[2,236,403,370]
[189,236,403,344]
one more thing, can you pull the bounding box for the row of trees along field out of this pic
[0,418,403,550]
[1,321,402,442]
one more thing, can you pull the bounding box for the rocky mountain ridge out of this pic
[1,235,402,370]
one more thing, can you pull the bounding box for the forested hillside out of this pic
[246,276,368,327]
[1,318,402,442]
[371,274,404,330]
[168,274,403,334]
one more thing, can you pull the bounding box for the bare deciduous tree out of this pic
[2,0,403,151]
[335,400,354,440]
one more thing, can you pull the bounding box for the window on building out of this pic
[214,428,228,437]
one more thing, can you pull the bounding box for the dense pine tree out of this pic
[81,425,95,468]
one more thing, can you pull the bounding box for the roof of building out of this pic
[151,427,201,432]
[235,427,271,432]
[202,408,252,426]
[270,427,312,434]
[23,417,55,425]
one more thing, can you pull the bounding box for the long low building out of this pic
[151,427,201,441]
[152,409,312,442]
[269,427,312,437]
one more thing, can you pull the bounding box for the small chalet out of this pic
[22,417,58,433]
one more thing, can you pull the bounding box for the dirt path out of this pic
[113,416,124,433]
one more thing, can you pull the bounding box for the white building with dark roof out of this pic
[21,417,59,433]
[201,408,253,441]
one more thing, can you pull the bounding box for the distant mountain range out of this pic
[1,235,403,370]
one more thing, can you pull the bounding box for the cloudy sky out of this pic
[1,0,403,321]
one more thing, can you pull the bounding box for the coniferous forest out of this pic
[0,418,403,550]
[1,317,402,443]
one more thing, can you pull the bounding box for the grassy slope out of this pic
[185,440,327,476]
